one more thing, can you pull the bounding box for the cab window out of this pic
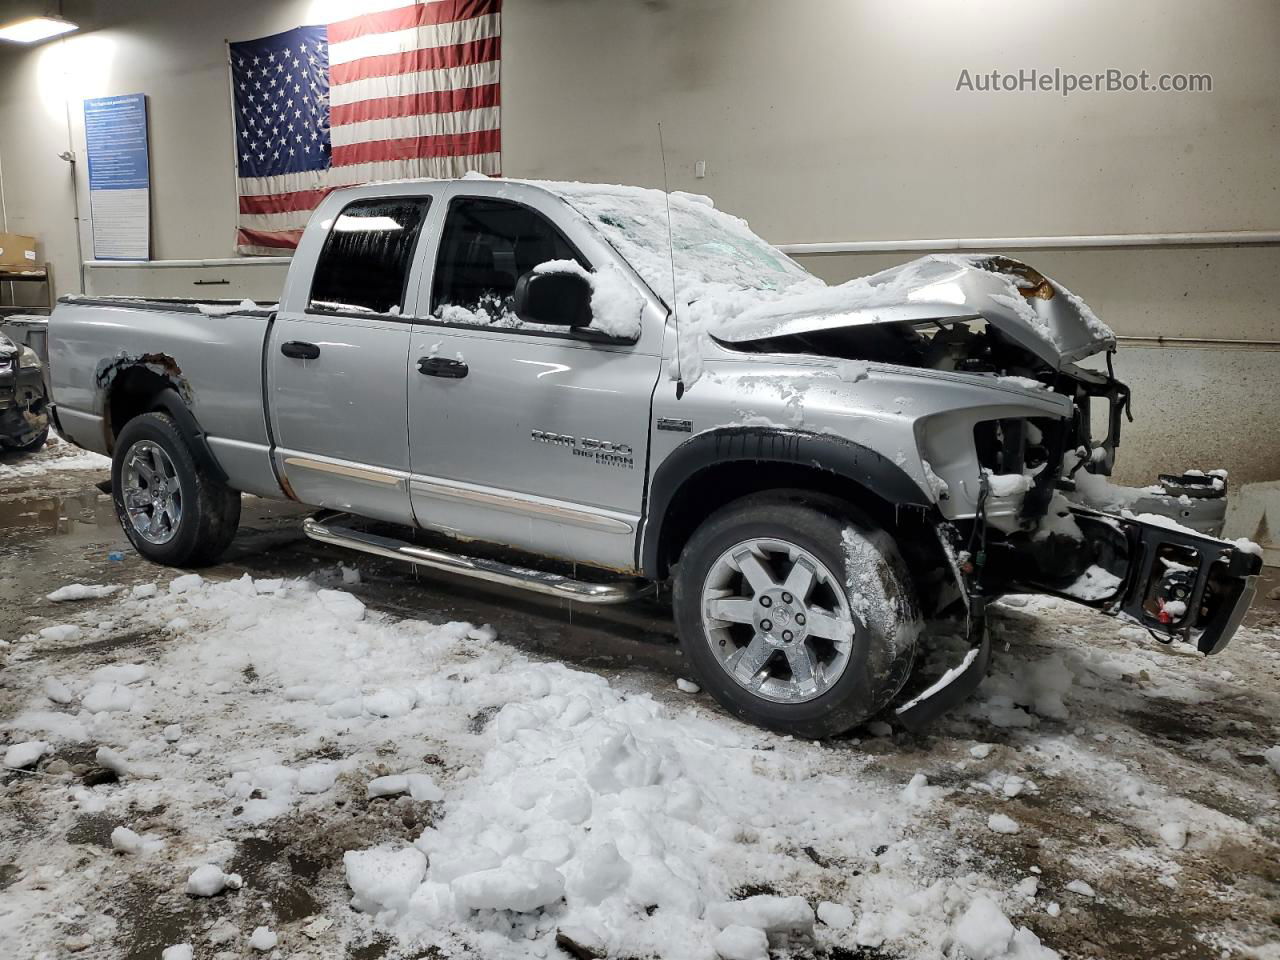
[431,197,585,326]
[308,197,431,316]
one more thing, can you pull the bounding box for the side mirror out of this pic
[512,270,592,327]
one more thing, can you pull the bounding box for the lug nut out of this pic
[761,619,773,632]
[759,596,772,607]
[781,592,793,603]
[782,630,793,642]
[796,613,806,625]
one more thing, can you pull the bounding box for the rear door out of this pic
[268,193,437,524]
[406,190,663,571]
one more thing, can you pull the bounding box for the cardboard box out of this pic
[0,233,38,268]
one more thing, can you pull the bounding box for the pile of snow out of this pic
[5,570,1031,959]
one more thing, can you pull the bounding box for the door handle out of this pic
[418,356,469,379]
[281,340,321,360]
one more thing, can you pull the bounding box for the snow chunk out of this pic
[296,762,341,794]
[185,864,243,897]
[161,946,193,960]
[4,740,49,769]
[713,925,769,960]
[110,826,164,855]
[82,683,136,713]
[47,583,120,602]
[955,897,1015,959]
[1233,537,1263,557]
[676,677,701,694]
[954,896,1059,959]
[43,676,74,704]
[970,744,994,759]
[317,588,366,622]
[91,663,147,685]
[38,624,81,642]
[817,901,855,929]
[344,846,427,915]
[248,927,277,951]
[168,573,204,594]
[988,813,1021,835]
[366,773,443,802]
[451,857,565,913]
[707,895,815,936]
[1065,879,1095,897]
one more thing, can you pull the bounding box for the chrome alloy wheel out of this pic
[121,440,183,545]
[700,538,856,703]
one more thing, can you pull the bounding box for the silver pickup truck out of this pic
[47,178,1260,737]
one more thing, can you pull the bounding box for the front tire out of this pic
[111,412,240,567]
[672,492,921,738]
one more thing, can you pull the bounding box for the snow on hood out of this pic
[715,254,1117,367]
[538,180,1115,374]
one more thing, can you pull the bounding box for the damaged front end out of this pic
[716,254,1260,723]
[0,333,49,449]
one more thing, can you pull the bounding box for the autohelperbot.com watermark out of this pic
[955,67,1212,97]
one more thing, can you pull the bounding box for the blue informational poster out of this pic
[83,93,151,260]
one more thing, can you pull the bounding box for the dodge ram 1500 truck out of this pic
[47,178,1261,737]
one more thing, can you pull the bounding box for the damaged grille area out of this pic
[974,416,1067,520]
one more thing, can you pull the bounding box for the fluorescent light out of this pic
[0,16,79,43]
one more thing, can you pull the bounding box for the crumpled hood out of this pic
[0,333,17,362]
[713,254,1116,367]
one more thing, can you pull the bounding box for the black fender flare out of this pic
[637,427,933,577]
[148,388,229,485]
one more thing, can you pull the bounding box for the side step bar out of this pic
[301,512,652,606]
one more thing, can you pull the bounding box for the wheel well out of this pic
[652,461,947,603]
[104,366,176,452]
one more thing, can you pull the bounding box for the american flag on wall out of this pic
[229,0,501,256]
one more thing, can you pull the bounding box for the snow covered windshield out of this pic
[549,183,819,306]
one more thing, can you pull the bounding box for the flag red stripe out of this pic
[329,36,499,85]
[331,127,500,166]
[236,227,305,249]
[330,83,499,126]
[328,0,500,44]
[239,188,335,215]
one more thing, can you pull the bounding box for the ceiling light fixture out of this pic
[0,15,79,44]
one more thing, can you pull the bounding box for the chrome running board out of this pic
[302,511,651,606]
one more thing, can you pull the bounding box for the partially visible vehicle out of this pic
[0,331,48,453]
[44,178,1262,738]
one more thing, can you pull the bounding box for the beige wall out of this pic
[0,0,1277,480]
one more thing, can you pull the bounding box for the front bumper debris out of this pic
[1028,507,1261,655]
[894,619,992,731]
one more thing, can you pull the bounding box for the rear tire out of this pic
[111,412,240,567]
[672,491,920,738]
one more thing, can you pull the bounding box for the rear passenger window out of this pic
[308,197,431,316]
[431,197,585,326]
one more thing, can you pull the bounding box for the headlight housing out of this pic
[19,346,41,370]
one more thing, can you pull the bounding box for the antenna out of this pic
[657,122,684,394]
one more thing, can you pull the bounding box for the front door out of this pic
[406,194,661,571]
[269,194,434,524]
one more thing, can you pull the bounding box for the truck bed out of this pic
[47,296,281,498]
